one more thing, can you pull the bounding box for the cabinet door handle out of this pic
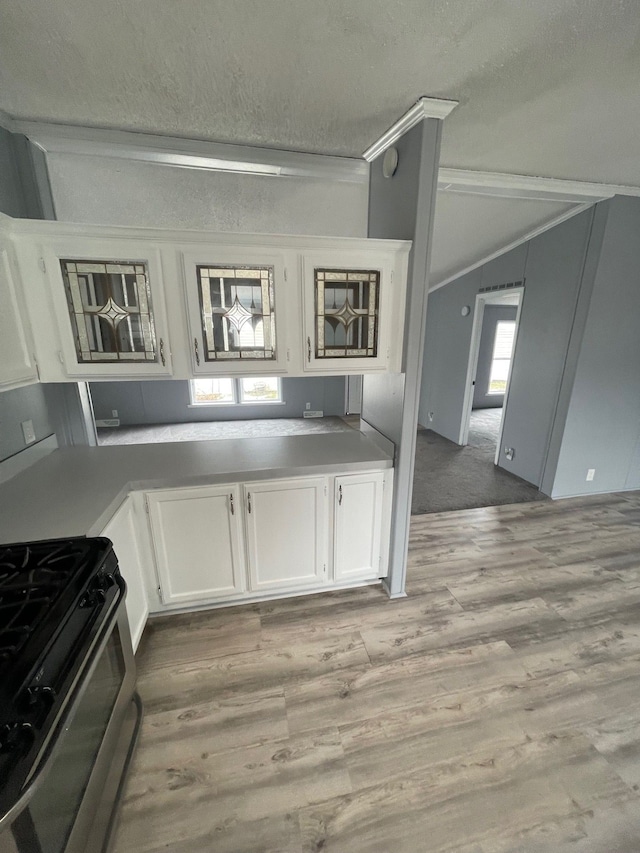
[194,337,200,366]
[159,338,166,367]
[247,492,252,513]
[338,485,343,506]
[307,336,311,363]
[230,493,234,515]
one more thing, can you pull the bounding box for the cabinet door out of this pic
[182,247,290,376]
[101,496,149,652]
[146,485,245,604]
[0,242,38,390]
[334,472,385,582]
[244,477,328,591]
[301,249,398,373]
[38,237,173,378]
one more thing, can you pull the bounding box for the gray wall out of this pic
[90,377,346,425]
[46,153,368,237]
[420,208,595,488]
[363,117,442,596]
[472,305,517,409]
[551,196,640,497]
[0,385,54,463]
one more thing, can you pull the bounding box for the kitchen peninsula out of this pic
[0,428,394,651]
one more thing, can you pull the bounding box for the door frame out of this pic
[458,288,524,462]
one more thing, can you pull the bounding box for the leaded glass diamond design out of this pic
[196,265,276,361]
[60,260,158,363]
[314,269,380,358]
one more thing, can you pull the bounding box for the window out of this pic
[190,377,282,405]
[488,321,516,394]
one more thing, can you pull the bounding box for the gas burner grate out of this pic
[0,540,96,664]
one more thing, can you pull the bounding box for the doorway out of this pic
[459,288,523,460]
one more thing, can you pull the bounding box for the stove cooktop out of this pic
[0,537,124,820]
[0,539,101,669]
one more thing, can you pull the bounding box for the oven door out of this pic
[0,602,141,853]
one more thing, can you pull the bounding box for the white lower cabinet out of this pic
[141,468,389,611]
[243,477,328,591]
[334,472,385,582]
[100,496,149,652]
[146,484,246,604]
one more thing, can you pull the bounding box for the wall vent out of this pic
[479,279,524,294]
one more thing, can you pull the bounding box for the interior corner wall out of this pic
[421,207,595,488]
[45,153,368,237]
[418,268,481,440]
[89,377,346,425]
[551,196,640,497]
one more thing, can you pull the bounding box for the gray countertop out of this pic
[0,431,393,543]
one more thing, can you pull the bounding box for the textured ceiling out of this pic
[2,1,640,184]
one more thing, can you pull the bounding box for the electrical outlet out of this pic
[586,468,595,481]
[21,420,36,445]
[428,412,434,422]
[305,402,311,410]
[112,409,119,418]
[504,447,515,461]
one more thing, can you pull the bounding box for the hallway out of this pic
[412,409,546,515]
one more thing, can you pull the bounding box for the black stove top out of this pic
[0,539,101,671]
[0,537,124,821]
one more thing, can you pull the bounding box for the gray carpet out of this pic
[411,416,547,515]
[97,416,354,445]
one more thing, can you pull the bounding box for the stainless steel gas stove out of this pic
[0,537,141,853]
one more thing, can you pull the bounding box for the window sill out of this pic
[188,401,287,409]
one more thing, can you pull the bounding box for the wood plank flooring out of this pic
[112,492,640,853]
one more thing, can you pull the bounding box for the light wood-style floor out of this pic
[113,491,640,853]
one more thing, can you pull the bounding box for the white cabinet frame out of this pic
[0,238,38,390]
[146,484,246,604]
[26,235,173,379]
[301,249,404,373]
[181,246,291,376]
[243,477,329,592]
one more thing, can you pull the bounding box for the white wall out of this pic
[46,153,368,236]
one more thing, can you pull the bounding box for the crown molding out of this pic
[13,121,369,183]
[362,97,458,162]
[438,167,640,203]
[430,201,595,291]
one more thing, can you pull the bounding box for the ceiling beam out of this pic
[13,121,369,184]
[438,167,640,203]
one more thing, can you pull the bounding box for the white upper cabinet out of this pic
[301,248,406,373]
[181,246,290,376]
[0,232,38,391]
[9,219,409,380]
[15,233,173,380]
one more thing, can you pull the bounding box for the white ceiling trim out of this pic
[13,121,369,183]
[430,201,595,291]
[362,97,459,162]
[438,168,640,203]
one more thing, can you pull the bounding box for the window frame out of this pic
[486,320,516,396]
[189,377,284,407]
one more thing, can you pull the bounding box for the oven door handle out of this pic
[0,581,125,832]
